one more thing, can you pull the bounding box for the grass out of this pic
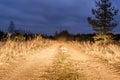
[0,39,54,64]
[69,41,120,64]
[0,39,120,65]
[40,51,81,80]
[0,39,120,79]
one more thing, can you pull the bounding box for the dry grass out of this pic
[0,39,120,65]
[40,51,81,80]
[69,41,120,64]
[0,39,54,64]
[1,39,120,65]
[0,40,120,80]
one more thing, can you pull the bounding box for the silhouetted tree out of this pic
[88,0,118,34]
[8,21,15,34]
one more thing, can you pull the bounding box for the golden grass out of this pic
[0,39,54,64]
[69,41,120,64]
[40,51,81,80]
[0,39,120,66]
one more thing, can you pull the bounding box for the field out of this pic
[0,39,120,80]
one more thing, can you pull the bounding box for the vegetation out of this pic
[13,32,25,41]
[69,41,120,64]
[0,0,120,79]
[0,30,120,42]
[0,39,54,64]
[88,0,118,42]
[0,27,120,79]
[93,34,114,44]
[41,51,81,80]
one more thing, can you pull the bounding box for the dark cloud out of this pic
[0,0,119,34]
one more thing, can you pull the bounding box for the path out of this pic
[0,42,120,80]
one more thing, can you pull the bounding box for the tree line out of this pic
[0,29,120,42]
[0,0,119,42]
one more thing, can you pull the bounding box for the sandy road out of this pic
[0,42,120,80]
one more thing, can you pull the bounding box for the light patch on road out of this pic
[59,45,68,53]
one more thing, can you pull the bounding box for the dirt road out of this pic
[0,42,120,80]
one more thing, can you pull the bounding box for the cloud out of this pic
[0,0,119,34]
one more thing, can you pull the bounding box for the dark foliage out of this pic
[0,28,119,42]
[88,0,118,34]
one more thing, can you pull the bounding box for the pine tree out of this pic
[88,0,118,34]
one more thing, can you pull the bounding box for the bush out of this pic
[93,34,113,43]
[13,34,25,41]
[35,34,42,41]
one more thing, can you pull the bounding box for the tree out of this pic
[88,0,118,34]
[8,21,15,34]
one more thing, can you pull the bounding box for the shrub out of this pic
[14,34,25,41]
[93,34,113,43]
[35,34,42,41]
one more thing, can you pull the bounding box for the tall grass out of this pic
[69,41,120,64]
[0,39,54,64]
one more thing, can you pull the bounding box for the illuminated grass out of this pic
[69,41,120,64]
[41,52,81,80]
[0,40,54,64]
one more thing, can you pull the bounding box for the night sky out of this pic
[0,0,120,35]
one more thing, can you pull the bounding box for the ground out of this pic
[0,42,120,80]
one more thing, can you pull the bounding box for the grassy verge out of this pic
[0,40,54,64]
[40,51,82,80]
